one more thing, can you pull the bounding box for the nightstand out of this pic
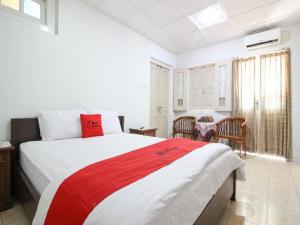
[129,128,158,137]
[0,145,14,212]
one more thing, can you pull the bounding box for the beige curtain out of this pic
[258,50,292,159]
[232,50,292,159]
[232,57,257,152]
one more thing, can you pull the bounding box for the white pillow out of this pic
[38,109,86,140]
[87,109,122,134]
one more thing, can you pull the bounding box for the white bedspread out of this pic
[20,133,244,225]
[20,133,166,194]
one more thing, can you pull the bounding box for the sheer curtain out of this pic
[258,50,292,158]
[232,50,292,159]
[232,57,257,152]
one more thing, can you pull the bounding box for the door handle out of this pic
[157,106,163,113]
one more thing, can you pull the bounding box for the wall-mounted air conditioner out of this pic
[244,28,281,50]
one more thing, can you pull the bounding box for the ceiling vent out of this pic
[244,28,281,50]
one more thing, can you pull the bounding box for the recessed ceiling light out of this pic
[189,3,227,29]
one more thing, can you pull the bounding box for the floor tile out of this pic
[0,204,29,225]
[268,199,300,216]
[220,156,300,225]
[236,190,268,207]
[291,174,300,190]
[227,201,267,225]
[267,207,300,225]
[218,209,258,225]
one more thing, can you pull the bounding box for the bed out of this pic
[10,117,243,225]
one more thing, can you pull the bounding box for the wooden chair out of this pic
[215,117,247,156]
[173,116,197,140]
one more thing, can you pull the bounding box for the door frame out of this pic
[150,58,172,137]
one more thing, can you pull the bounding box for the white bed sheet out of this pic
[20,133,244,225]
[20,133,165,194]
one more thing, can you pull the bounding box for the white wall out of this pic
[150,42,176,67]
[177,24,300,161]
[0,0,176,140]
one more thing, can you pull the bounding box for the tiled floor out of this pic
[0,203,29,225]
[1,156,300,225]
[218,156,300,225]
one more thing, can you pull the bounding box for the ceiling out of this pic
[83,0,300,54]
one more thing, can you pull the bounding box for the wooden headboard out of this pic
[10,116,125,155]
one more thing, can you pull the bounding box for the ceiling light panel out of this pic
[189,3,227,28]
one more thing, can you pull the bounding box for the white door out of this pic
[190,69,202,109]
[150,63,169,138]
[190,65,216,109]
[202,65,215,107]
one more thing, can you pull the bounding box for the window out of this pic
[0,0,58,34]
[24,0,41,19]
[218,65,227,107]
[1,0,19,10]
[234,53,288,112]
[0,0,44,21]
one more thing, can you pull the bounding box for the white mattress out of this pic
[20,133,244,225]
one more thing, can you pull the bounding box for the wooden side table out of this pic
[129,128,158,137]
[0,146,14,212]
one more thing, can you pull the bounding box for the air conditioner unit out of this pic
[244,28,281,50]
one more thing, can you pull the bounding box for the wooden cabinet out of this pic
[190,64,216,109]
[0,146,14,212]
[129,128,157,137]
[189,61,232,111]
[173,69,188,111]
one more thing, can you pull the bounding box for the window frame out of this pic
[0,0,45,25]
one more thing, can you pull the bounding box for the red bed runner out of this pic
[44,138,208,225]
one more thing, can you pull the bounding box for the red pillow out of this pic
[80,114,104,138]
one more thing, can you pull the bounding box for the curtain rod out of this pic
[150,58,172,69]
[234,47,290,60]
[189,63,216,70]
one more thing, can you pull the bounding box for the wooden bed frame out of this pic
[10,117,236,225]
